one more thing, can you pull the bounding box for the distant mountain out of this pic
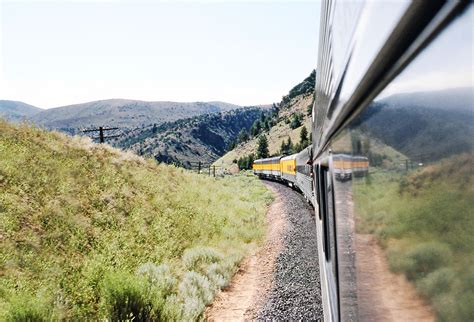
[114,107,266,167]
[380,87,473,112]
[356,87,474,162]
[29,99,241,129]
[0,100,42,122]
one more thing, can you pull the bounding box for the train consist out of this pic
[253,147,315,204]
[253,149,369,204]
[254,1,473,321]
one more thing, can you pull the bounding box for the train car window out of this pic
[316,4,474,321]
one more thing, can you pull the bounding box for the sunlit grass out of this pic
[0,120,273,320]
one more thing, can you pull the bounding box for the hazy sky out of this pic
[0,0,320,109]
[382,4,473,98]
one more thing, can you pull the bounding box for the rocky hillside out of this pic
[215,70,315,169]
[0,100,42,122]
[113,107,267,167]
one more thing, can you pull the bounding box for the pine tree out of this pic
[300,125,308,145]
[257,135,269,158]
[237,129,249,143]
[251,121,261,136]
[280,139,287,155]
[287,137,293,152]
[247,153,255,169]
[290,113,302,129]
[227,140,236,151]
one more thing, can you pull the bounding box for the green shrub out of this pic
[100,271,153,321]
[451,291,474,321]
[178,272,215,321]
[7,294,50,322]
[403,242,452,280]
[182,247,223,272]
[137,263,176,296]
[205,263,229,288]
[161,294,183,321]
[136,263,177,317]
[416,267,455,298]
[434,290,474,322]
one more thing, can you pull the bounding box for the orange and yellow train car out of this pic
[253,156,282,178]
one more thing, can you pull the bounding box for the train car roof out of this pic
[254,156,282,164]
[281,154,297,161]
[296,146,312,163]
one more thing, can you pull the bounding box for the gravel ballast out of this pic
[257,180,323,321]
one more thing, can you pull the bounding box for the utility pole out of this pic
[82,127,120,143]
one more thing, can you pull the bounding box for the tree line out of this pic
[227,105,280,151]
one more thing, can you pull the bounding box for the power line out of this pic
[82,126,121,143]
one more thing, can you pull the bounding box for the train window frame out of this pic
[319,165,330,260]
[317,155,341,321]
[315,164,323,221]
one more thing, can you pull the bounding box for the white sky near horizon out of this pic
[0,0,320,109]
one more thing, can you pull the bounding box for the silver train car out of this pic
[312,1,473,321]
[295,146,314,204]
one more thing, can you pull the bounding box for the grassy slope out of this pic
[0,121,272,320]
[214,93,313,168]
[353,154,474,321]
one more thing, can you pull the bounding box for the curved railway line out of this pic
[252,1,473,321]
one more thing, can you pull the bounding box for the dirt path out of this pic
[205,183,287,321]
[356,234,435,322]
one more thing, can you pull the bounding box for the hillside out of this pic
[380,87,473,113]
[0,120,272,320]
[215,71,315,169]
[355,88,474,162]
[28,99,241,129]
[0,100,42,122]
[113,108,266,167]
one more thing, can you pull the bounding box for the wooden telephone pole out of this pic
[82,127,120,143]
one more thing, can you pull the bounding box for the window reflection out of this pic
[330,5,473,321]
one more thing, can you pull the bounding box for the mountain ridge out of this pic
[379,86,473,112]
[1,98,250,129]
[0,100,43,122]
[30,99,243,129]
